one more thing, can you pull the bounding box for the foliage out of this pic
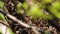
[0,13,6,22]
[0,1,4,9]
[49,1,60,18]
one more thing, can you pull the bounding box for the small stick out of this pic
[7,14,40,34]
[7,14,30,28]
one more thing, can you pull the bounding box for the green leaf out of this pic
[42,13,53,20]
[23,2,29,10]
[27,4,42,20]
[16,2,22,10]
[16,2,24,14]
[0,1,4,9]
[0,13,6,22]
[27,4,53,22]
[17,9,24,14]
[7,27,15,34]
[41,0,52,4]
[49,1,60,18]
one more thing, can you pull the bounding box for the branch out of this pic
[7,14,30,28]
[6,14,40,34]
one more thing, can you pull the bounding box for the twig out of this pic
[7,14,30,28]
[31,26,41,34]
[6,14,40,34]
